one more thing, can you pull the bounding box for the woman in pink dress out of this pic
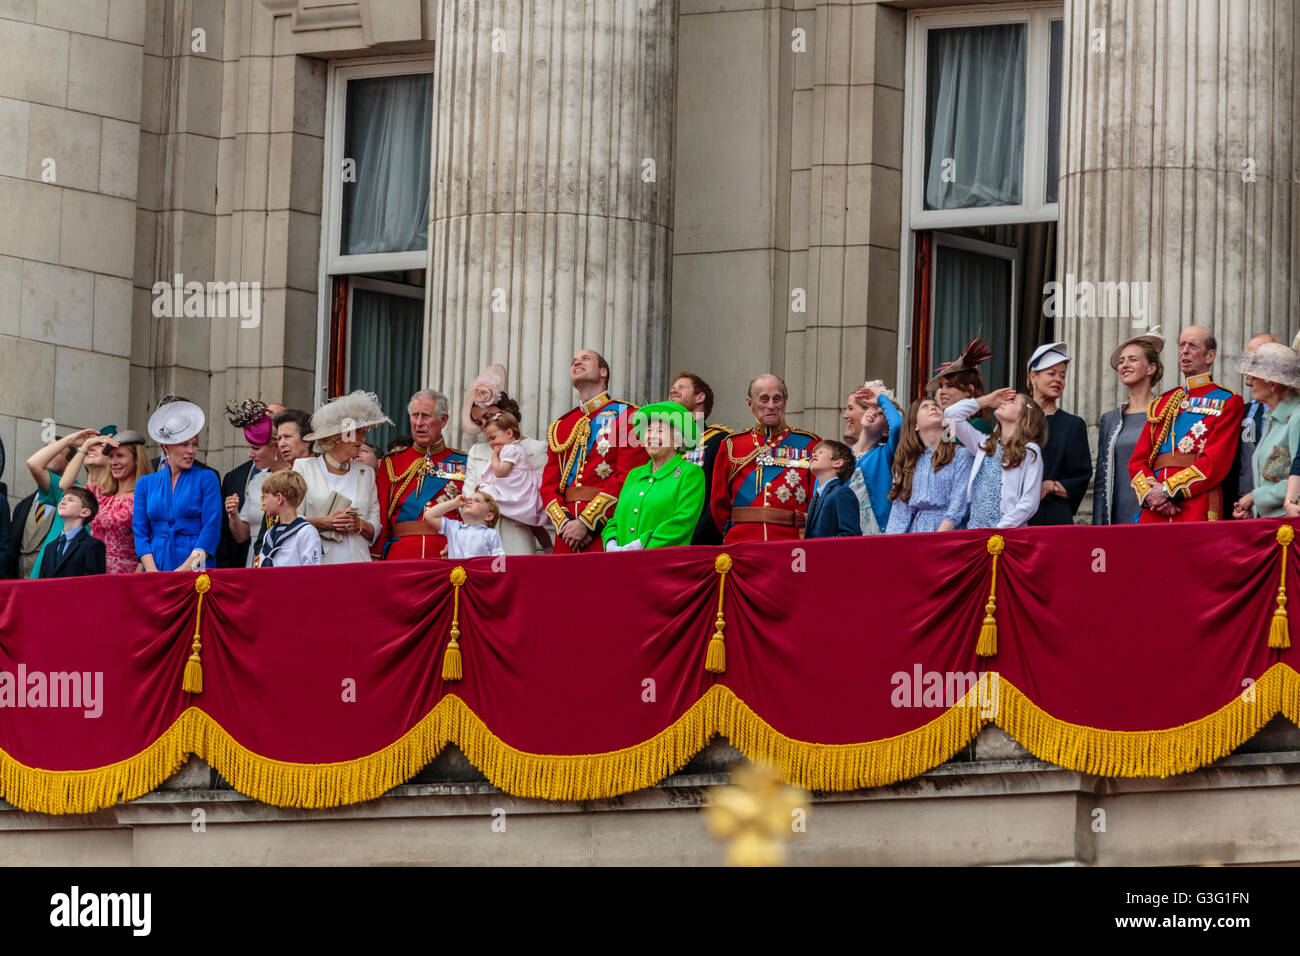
[60,430,153,573]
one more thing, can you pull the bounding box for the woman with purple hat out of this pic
[223,399,291,567]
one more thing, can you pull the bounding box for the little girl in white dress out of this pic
[478,412,548,552]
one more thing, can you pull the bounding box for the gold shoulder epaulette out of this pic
[788,426,820,441]
[702,423,732,441]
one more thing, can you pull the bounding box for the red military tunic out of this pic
[711,421,819,543]
[372,439,467,559]
[543,392,647,554]
[1129,373,1244,523]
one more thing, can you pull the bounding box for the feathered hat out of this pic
[304,390,393,442]
[226,398,274,445]
[924,337,994,393]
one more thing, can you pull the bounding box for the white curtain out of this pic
[932,245,1011,387]
[349,288,422,449]
[342,74,433,256]
[924,24,1026,210]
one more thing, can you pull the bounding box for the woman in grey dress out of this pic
[1093,335,1163,525]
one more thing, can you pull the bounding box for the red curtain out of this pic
[1,519,1296,812]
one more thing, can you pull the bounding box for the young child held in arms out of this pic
[254,470,322,567]
[804,439,862,538]
[946,387,1047,529]
[425,491,506,559]
[38,487,107,577]
[479,412,550,550]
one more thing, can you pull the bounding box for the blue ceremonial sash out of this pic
[394,455,467,525]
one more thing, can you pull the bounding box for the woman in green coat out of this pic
[603,402,706,551]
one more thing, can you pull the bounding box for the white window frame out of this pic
[316,55,434,405]
[343,276,426,393]
[896,3,1062,398]
[930,232,1021,380]
[906,5,1061,230]
[323,57,435,275]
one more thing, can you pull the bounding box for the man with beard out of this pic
[668,371,730,545]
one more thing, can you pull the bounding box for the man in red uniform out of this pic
[1129,325,1244,522]
[544,350,647,554]
[373,388,468,559]
[711,374,819,543]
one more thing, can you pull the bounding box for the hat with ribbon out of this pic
[147,401,206,446]
[924,337,994,393]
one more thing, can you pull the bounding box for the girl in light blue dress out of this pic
[886,398,973,533]
[947,389,1047,530]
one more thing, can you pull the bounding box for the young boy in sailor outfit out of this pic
[254,470,322,568]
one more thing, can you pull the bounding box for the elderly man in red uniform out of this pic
[1129,324,1244,522]
[711,373,819,543]
[373,388,468,558]
[544,349,647,554]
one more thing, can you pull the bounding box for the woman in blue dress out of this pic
[886,398,972,533]
[133,401,222,572]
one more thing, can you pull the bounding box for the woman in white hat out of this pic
[133,401,222,572]
[1026,341,1092,526]
[1093,335,1163,525]
[293,390,391,564]
[1232,343,1300,518]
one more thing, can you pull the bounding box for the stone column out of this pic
[427,0,676,443]
[1059,0,1299,431]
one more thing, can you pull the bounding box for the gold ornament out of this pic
[705,762,809,867]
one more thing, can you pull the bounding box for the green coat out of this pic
[602,453,706,549]
[1252,393,1300,516]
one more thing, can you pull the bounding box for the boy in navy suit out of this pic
[37,487,107,578]
[805,440,862,538]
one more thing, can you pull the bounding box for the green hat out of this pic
[633,401,701,450]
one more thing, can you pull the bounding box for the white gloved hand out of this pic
[604,541,622,553]
[622,539,644,552]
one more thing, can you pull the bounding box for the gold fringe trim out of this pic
[0,709,198,814]
[9,669,1300,813]
[996,666,1288,778]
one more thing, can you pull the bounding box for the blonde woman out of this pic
[294,390,390,564]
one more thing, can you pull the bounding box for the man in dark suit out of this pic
[805,439,862,538]
[37,487,106,578]
[668,372,732,545]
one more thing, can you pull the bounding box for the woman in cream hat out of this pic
[133,400,222,571]
[293,390,391,563]
[1233,343,1300,518]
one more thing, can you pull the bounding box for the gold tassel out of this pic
[1271,526,1293,649]
[183,574,211,693]
[977,536,1004,658]
[443,566,467,681]
[706,554,733,673]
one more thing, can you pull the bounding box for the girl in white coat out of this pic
[946,388,1047,529]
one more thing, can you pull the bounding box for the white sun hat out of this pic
[147,401,206,445]
[304,389,393,442]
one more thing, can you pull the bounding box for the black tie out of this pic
[55,535,68,562]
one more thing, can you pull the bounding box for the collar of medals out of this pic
[385,439,465,519]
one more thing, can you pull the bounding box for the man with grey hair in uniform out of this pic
[372,388,468,559]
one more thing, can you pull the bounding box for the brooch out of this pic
[673,467,681,477]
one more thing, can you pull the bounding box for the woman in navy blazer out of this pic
[805,440,862,538]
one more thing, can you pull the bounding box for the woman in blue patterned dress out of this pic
[886,398,973,533]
